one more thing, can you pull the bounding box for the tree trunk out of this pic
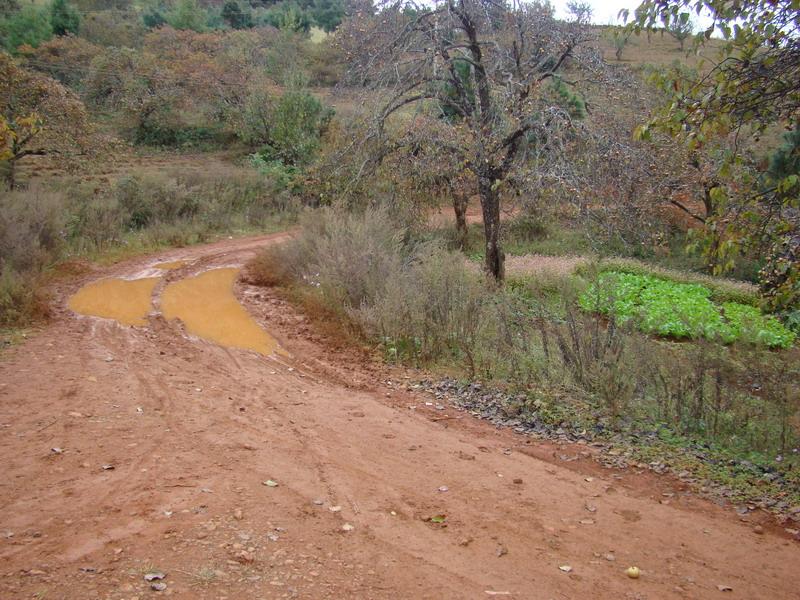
[702,180,720,273]
[453,191,468,250]
[6,157,16,190]
[478,175,504,280]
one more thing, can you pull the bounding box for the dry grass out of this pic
[594,25,727,69]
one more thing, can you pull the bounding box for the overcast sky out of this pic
[416,2,713,29]
[549,0,715,31]
[550,0,642,25]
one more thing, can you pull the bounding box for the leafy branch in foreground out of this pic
[627,0,800,313]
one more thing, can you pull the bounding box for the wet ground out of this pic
[69,265,282,357]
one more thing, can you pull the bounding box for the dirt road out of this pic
[1,234,798,599]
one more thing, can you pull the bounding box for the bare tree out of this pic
[337,0,595,279]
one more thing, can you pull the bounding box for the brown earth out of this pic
[1,233,798,600]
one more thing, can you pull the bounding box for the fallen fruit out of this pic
[625,566,640,579]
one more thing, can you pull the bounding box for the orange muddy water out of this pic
[161,267,281,355]
[68,277,160,326]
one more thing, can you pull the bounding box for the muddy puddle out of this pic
[68,277,160,326]
[161,268,281,356]
[153,260,187,270]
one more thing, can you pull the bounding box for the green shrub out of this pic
[166,0,209,32]
[49,0,79,36]
[248,153,301,192]
[0,4,53,52]
[236,78,332,166]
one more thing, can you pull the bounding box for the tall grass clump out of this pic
[249,206,490,362]
[0,186,66,326]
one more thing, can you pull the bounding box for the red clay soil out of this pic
[1,233,798,600]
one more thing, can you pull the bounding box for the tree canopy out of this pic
[338,0,597,279]
[1,52,92,187]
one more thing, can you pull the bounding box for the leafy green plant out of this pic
[580,271,796,348]
[49,0,79,36]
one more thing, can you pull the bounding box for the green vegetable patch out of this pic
[579,271,796,348]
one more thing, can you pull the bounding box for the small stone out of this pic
[753,525,764,535]
[341,523,354,532]
[263,480,278,488]
[233,509,243,521]
[604,553,616,562]
[144,572,165,582]
[328,506,342,513]
[513,478,523,485]
[151,582,167,592]
[558,565,572,573]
